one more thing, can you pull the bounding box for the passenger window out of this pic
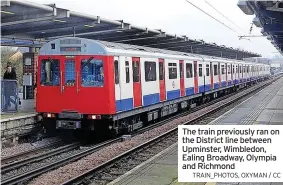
[186,63,193,78]
[81,58,104,87]
[65,59,75,86]
[132,61,140,82]
[40,59,60,86]
[206,64,209,76]
[227,65,231,74]
[145,61,156,81]
[179,63,183,78]
[198,64,202,77]
[240,66,242,73]
[169,63,177,79]
[236,65,239,73]
[233,65,235,74]
[114,60,119,84]
[159,62,164,80]
[213,64,218,76]
[125,61,130,83]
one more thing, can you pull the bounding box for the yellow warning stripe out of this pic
[205,183,217,185]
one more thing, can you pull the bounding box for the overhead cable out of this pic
[185,0,241,35]
[204,0,246,32]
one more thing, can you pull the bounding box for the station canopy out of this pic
[238,0,283,55]
[1,0,261,60]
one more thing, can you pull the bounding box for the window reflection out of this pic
[40,59,60,86]
[81,58,104,87]
[65,59,75,86]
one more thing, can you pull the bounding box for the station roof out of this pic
[1,0,261,60]
[238,0,283,55]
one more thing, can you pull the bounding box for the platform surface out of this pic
[108,143,207,185]
[209,78,283,126]
[1,93,36,120]
[111,78,283,185]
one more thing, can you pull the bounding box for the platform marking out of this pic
[208,87,266,125]
[106,142,177,185]
[208,79,283,125]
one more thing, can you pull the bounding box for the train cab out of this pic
[37,38,116,130]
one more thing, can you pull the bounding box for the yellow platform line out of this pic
[205,183,217,185]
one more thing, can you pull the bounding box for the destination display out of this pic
[60,47,81,52]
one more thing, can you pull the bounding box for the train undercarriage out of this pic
[39,77,269,139]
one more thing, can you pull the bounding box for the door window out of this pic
[159,62,164,80]
[179,63,184,78]
[126,61,130,83]
[132,61,140,82]
[65,59,75,86]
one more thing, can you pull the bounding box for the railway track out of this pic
[1,139,120,185]
[58,76,281,185]
[1,140,64,165]
[2,77,280,185]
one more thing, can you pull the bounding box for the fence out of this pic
[1,80,19,113]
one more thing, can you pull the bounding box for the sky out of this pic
[29,0,281,58]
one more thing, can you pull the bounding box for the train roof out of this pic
[39,37,269,66]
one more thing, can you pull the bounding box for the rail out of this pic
[1,142,80,173]
[1,76,279,185]
[59,76,280,185]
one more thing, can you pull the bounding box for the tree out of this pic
[1,46,23,86]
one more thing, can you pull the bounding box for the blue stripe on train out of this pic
[199,85,211,92]
[167,89,180,100]
[116,98,133,112]
[116,81,243,112]
[143,93,160,106]
[186,87,194,96]
[214,83,219,89]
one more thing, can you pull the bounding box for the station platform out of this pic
[209,77,283,126]
[1,93,36,120]
[109,77,283,185]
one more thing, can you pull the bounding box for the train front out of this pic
[37,37,115,131]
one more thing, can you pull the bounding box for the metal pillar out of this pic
[29,47,35,52]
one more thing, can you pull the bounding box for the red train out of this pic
[36,37,270,134]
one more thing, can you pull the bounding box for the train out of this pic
[37,37,270,134]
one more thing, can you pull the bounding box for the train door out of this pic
[61,56,79,110]
[225,63,228,86]
[132,57,142,107]
[159,59,166,101]
[210,62,214,89]
[193,61,198,94]
[218,62,221,87]
[114,56,121,111]
[231,64,233,85]
[179,60,185,96]
[37,56,62,112]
